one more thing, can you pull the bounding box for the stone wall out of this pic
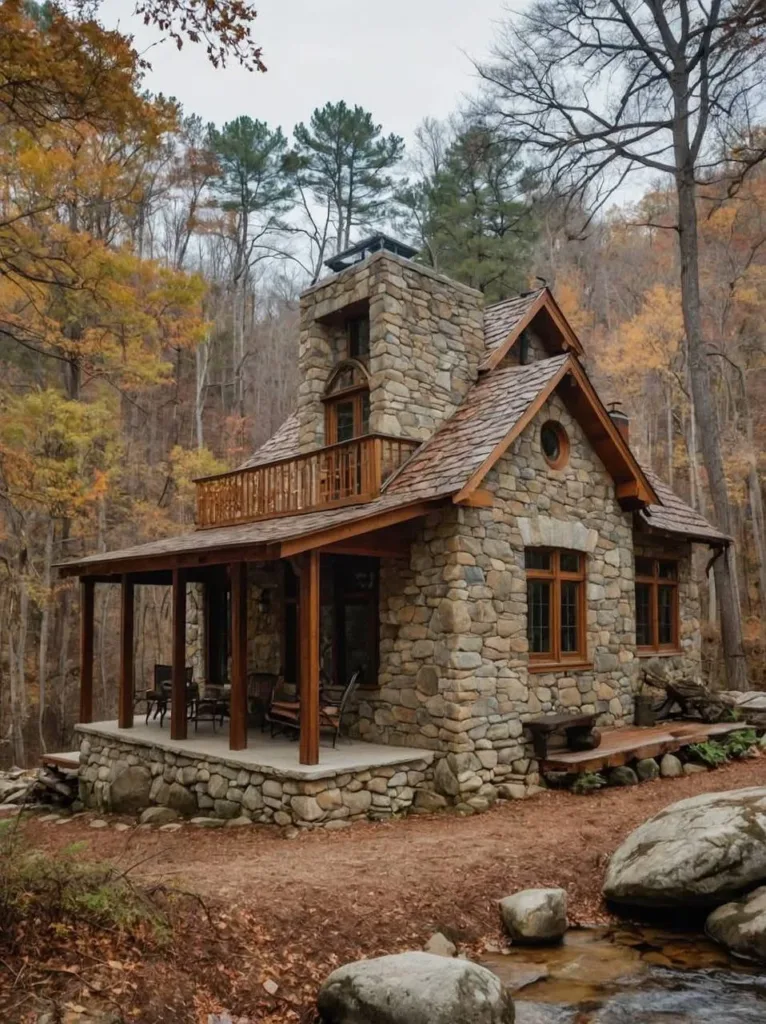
[633,535,701,684]
[497,325,549,367]
[355,390,642,800]
[247,562,281,676]
[77,730,435,827]
[296,252,485,450]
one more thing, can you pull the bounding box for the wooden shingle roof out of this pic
[387,356,570,500]
[482,289,545,365]
[639,469,728,545]
[239,413,299,469]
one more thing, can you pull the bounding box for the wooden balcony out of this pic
[195,434,420,529]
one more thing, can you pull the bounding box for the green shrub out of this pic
[0,827,168,945]
[688,739,728,768]
[571,771,606,795]
[723,729,758,759]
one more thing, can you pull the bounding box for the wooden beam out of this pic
[118,576,134,729]
[79,578,95,724]
[279,501,435,559]
[229,562,248,751]
[57,542,282,580]
[299,550,320,765]
[171,568,188,741]
[454,488,494,509]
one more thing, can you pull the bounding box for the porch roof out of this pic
[638,469,729,546]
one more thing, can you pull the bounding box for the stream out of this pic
[482,925,766,1022]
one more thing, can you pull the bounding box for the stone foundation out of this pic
[77,731,436,828]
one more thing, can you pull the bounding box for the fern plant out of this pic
[688,740,728,768]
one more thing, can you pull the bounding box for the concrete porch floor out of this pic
[75,719,435,780]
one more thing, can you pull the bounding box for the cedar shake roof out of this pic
[386,356,570,499]
[58,492,439,575]
[639,469,729,545]
[483,289,544,364]
[239,413,299,469]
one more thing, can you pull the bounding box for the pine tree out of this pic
[292,101,404,253]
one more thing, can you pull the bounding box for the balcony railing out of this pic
[195,434,421,529]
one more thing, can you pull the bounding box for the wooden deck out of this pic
[541,720,749,773]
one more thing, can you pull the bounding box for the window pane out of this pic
[635,557,654,578]
[525,549,551,571]
[658,561,677,580]
[559,551,581,574]
[658,585,675,645]
[636,583,652,646]
[335,400,355,442]
[348,317,370,359]
[560,580,580,653]
[541,424,561,462]
[527,580,551,653]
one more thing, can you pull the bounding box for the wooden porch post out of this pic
[171,568,188,741]
[79,578,95,724]
[229,562,248,751]
[118,576,134,729]
[299,550,320,765]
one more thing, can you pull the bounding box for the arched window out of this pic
[323,360,370,444]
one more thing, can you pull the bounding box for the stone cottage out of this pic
[58,233,728,825]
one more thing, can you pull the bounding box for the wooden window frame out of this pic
[635,557,680,654]
[347,315,370,361]
[541,420,570,470]
[323,386,370,445]
[526,548,588,671]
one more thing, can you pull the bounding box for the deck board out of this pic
[542,720,749,773]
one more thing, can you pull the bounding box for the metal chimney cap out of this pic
[325,233,419,273]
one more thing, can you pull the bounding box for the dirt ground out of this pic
[4,756,766,1023]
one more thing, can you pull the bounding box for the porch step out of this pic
[541,721,749,773]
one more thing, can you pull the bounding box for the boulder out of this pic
[604,787,766,907]
[499,889,567,943]
[167,782,198,817]
[139,806,179,825]
[109,766,151,814]
[608,766,638,787]
[317,952,514,1024]
[635,758,659,781]
[659,753,683,778]
[706,886,766,961]
[423,932,456,957]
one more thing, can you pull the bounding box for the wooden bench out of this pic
[526,712,600,760]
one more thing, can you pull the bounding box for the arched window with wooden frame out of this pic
[323,359,371,445]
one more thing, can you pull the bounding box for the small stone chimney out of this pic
[608,402,630,444]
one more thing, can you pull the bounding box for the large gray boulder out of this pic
[317,952,514,1024]
[706,887,766,961]
[108,766,151,814]
[499,889,567,943]
[604,787,766,907]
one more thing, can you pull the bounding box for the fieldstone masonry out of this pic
[297,251,485,450]
[77,729,435,827]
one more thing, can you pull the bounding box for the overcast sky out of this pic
[99,0,521,143]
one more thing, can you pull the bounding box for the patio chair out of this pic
[147,665,195,727]
[265,669,361,747]
[320,668,361,748]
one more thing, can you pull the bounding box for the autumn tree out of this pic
[478,0,766,690]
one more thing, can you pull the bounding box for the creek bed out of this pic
[482,925,766,1022]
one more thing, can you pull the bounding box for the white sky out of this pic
[99,0,521,143]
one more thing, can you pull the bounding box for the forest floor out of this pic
[2,756,765,1024]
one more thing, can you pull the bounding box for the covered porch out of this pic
[61,506,428,770]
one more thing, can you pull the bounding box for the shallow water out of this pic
[482,925,766,1023]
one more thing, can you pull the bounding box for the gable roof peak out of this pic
[482,285,584,371]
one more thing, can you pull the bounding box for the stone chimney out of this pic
[608,402,630,444]
[296,247,485,452]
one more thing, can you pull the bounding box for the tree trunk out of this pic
[675,173,747,690]
[37,518,55,754]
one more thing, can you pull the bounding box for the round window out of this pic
[541,421,569,469]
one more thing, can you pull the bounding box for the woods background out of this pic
[1,0,764,767]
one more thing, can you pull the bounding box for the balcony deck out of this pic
[195,434,419,529]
